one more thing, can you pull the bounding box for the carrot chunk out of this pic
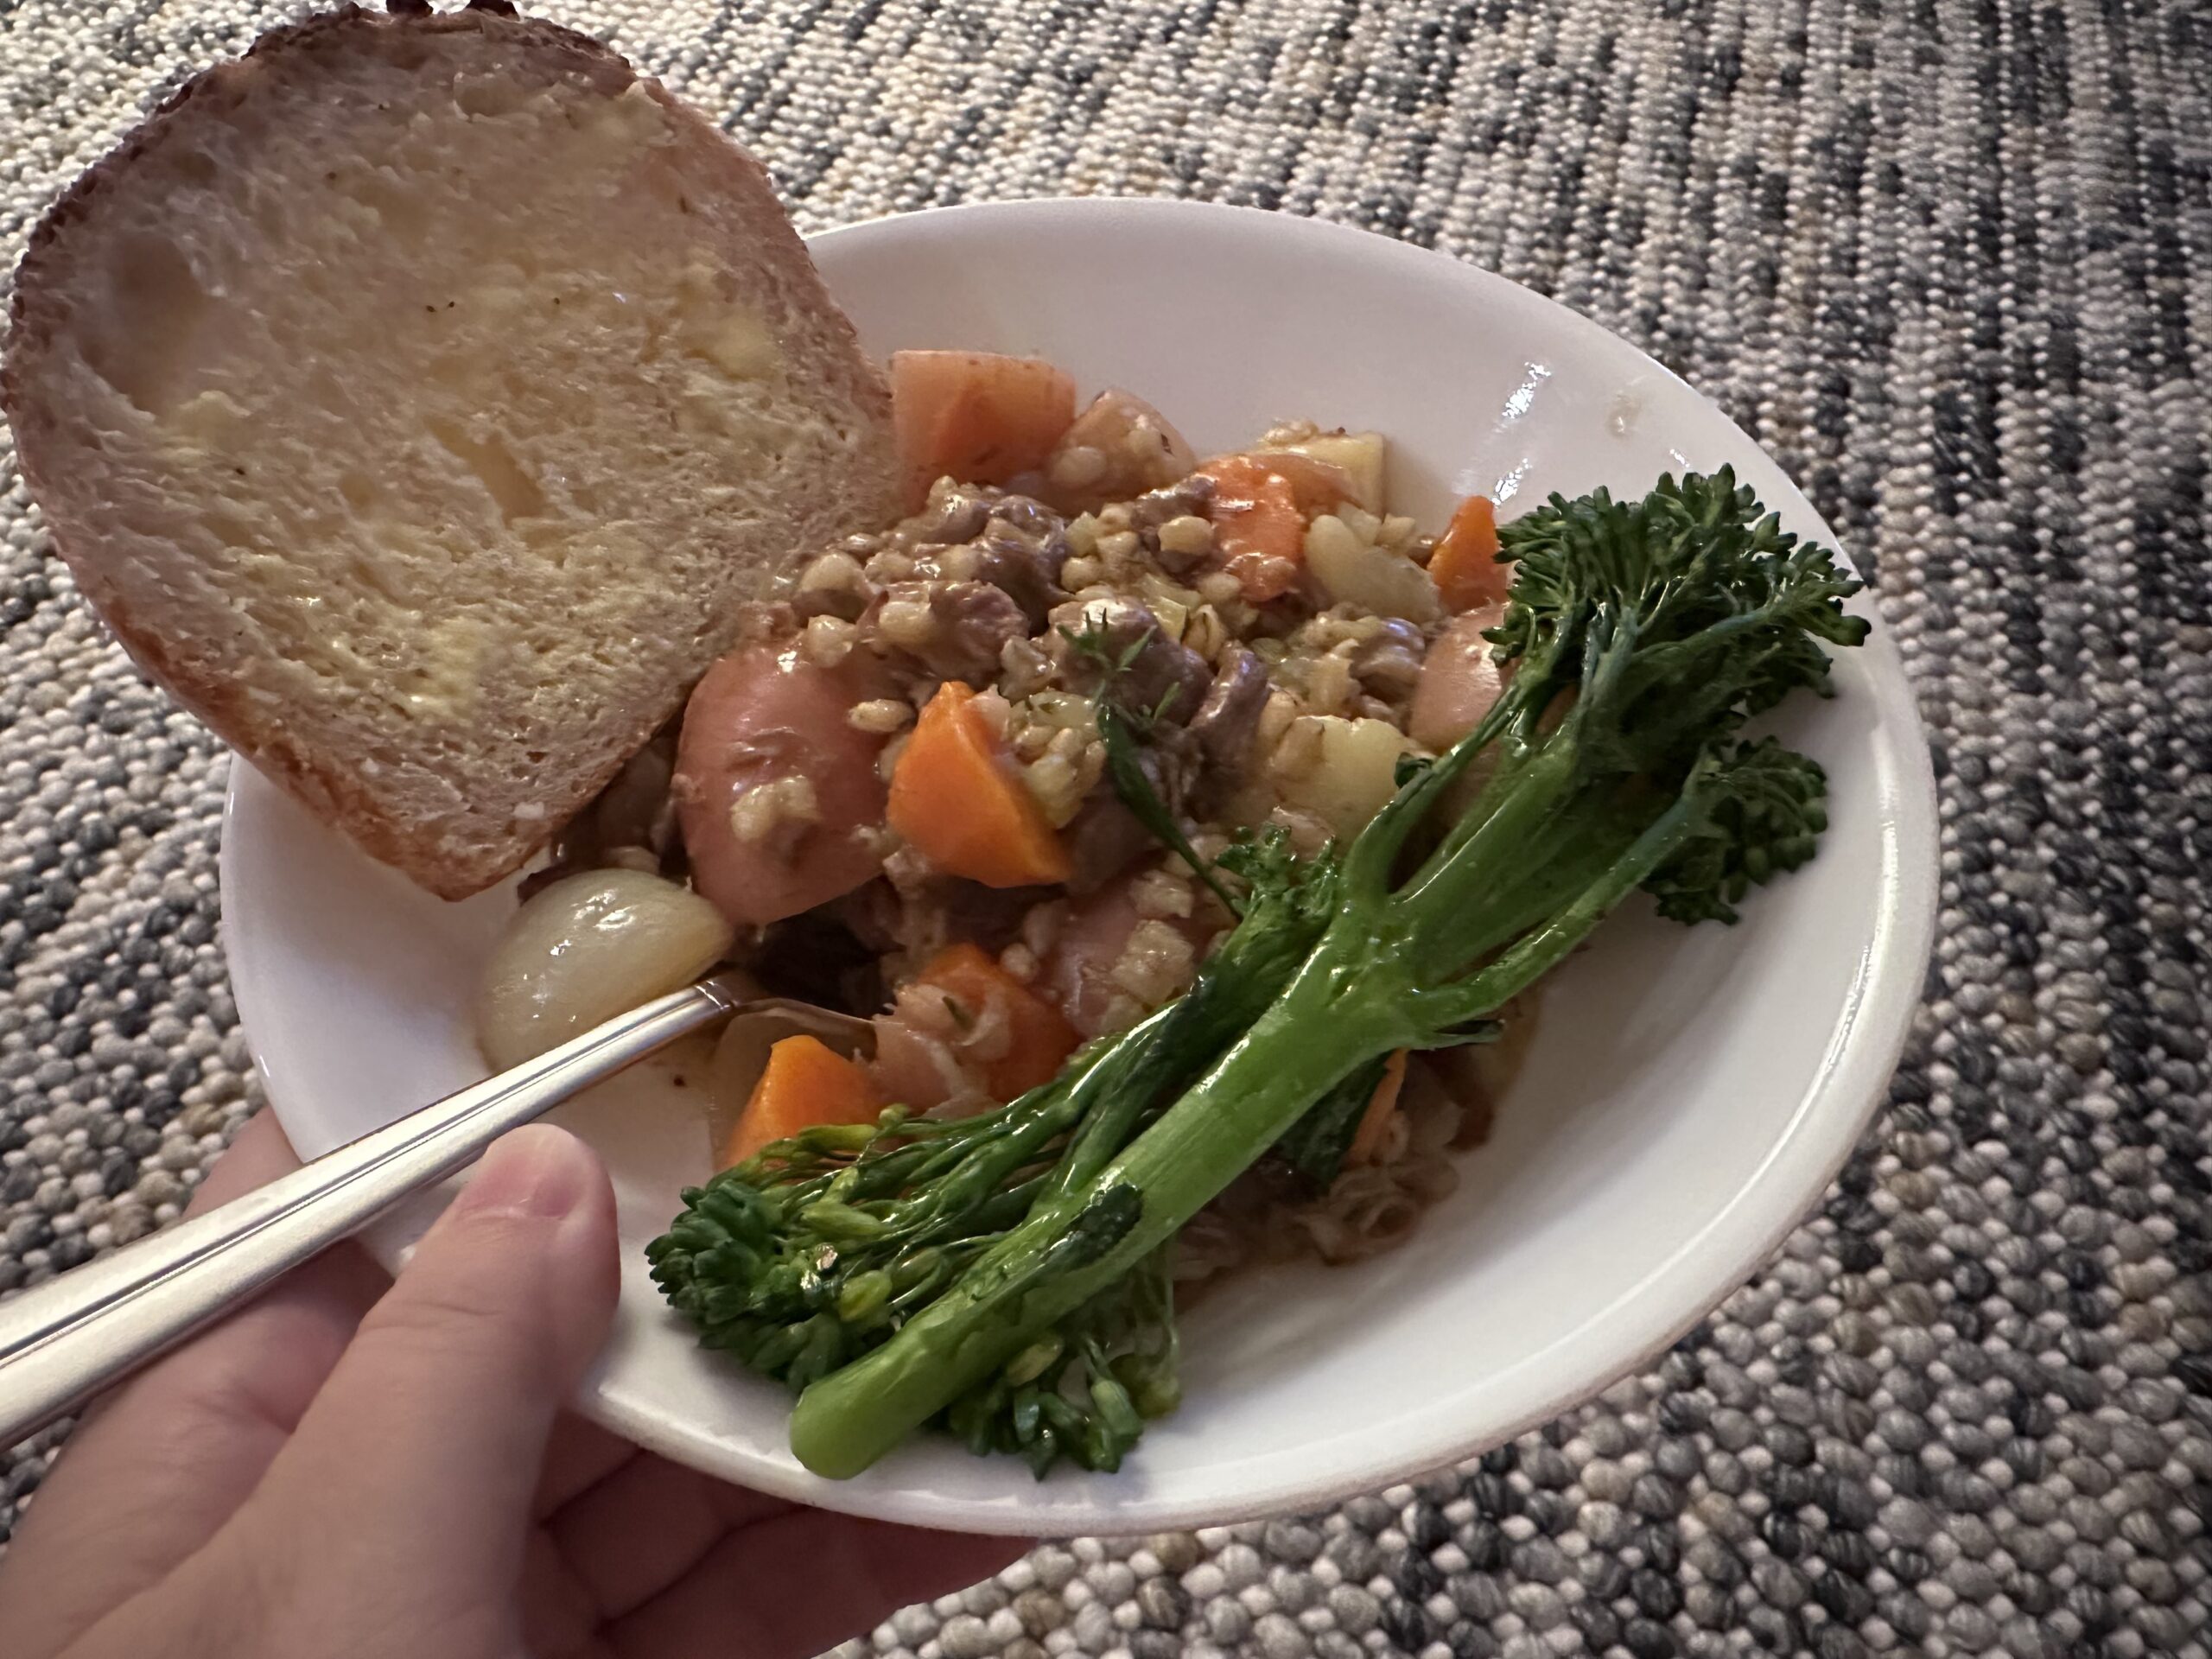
[888,682,1072,887]
[1346,1050,1410,1166]
[721,1034,882,1167]
[1197,454,1307,602]
[911,943,1081,1101]
[1430,493,1510,612]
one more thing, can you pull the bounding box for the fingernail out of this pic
[458,1125,594,1220]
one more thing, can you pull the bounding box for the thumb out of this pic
[229,1125,617,1616]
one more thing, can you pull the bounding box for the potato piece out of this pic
[1305,513,1441,621]
[1274,715,1414,837]
[474,870,734,1070]
[1040,389,1196,513]
[890,350,1078,507]
[1409,606,1509,752]
[675,645,895,928]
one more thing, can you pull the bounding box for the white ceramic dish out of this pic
[223,197,1938,1535]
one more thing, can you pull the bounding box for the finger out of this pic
[520,1524,612,1659]
[0,1111,383,1659]
[523,1417,647,1659]
[545,1452,787,1619]
[610,1512,1024,1659]
[223,1125,618,1640]
[535,1413,639,1518]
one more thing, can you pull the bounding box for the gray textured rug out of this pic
[3,1,2209,1656]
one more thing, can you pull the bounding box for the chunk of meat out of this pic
[868,1001,975,1115]
[863,578,1030,682]
[867,944,1080,1113]
[972,500,1071,626]
[1128,476,1220,574]
[1355,618,1427,696]
[526,721,682,897]
[906,483,995,546]
[1124,474,1215,532]
[894,493,1069,629]
[1047,595,1211,727]
[836,874,1039,967]
[1409,605,1510,753]
[592,727,679,855]
[912,943,1080,1101]
[1188,645,1270,777]
[674,645,894,929]
[929,580,1033,681]
[1041,877,1144,1034]
[988,493,1068,543]
[1062,794,1156,895]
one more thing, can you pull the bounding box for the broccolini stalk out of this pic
[645,830,1335,1401]
[786,468,1868,1478]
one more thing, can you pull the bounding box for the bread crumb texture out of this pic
[4,8,898,897]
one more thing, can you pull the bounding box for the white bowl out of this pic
[223,198,1938,1535]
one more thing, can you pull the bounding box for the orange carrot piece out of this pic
[721,1034,882,1167]
[1347,1050,1410,1166]
[1198,455,1306,602]
[1430,494,1510,613]
[912,942,1082,1101]
[890,351,1077,507]
[887,682,1073,887]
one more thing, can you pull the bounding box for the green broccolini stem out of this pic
[1043,877,1328,1200]
[786,778,1715,1478]
[789,950,1404,1478]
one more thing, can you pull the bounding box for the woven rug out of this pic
[3,1,2209,1655]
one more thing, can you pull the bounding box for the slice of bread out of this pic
[3,2,899,899]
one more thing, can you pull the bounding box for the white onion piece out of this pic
[474,870,735,1070]
[1304,513,1440,621]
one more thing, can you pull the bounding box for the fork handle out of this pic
[0,974,750,1452]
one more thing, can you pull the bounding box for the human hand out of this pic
[0,1113,1020,1659]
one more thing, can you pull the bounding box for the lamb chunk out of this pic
[865,579,1031,682]
[1188,645,1270,775]
[1048,595,1211,727]
[972,499,1071,626]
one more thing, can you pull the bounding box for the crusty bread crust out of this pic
[5,2,898,899]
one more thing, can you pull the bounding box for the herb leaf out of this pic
[1096,702,1242,916]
